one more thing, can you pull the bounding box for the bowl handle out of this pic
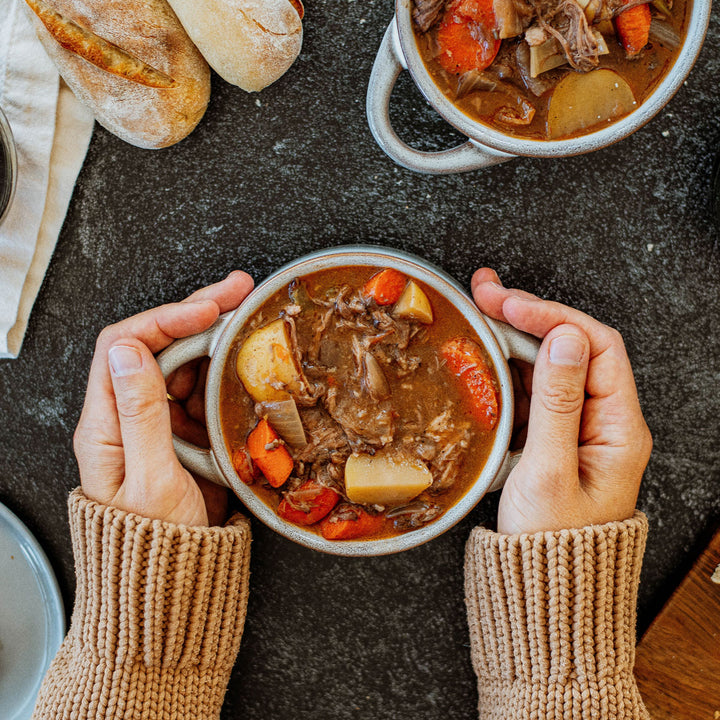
[484,319,540,492]
[156,314,232,488]
[366,20,513,175]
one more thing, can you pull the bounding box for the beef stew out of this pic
[219,266,501,541]
[413,0,689,140]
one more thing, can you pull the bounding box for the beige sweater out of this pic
[465,512,650,719]
[33,491,649,720]
[32,490,252,720]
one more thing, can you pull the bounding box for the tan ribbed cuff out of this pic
[33,488,251,720]
[465,512,649,720]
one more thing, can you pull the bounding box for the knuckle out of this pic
[116,392,166,423]
[95,325,122,356]
[72,420,100,466]
[606,325,623,343]
[540,382,584,415]
[72,423,87,456]
[640,421,653,457]
[605,326,626,352]
[96,325,116,347]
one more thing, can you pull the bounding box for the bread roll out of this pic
[165,0,303,92]
[24,0,211,149]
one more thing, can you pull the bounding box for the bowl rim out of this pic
[395,0,712,158]
[0,106,18,226]
[203,246,515,556]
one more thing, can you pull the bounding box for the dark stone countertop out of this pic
[1,3,719,719]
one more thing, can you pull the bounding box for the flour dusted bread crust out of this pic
[25,0,210,148]
[165,0,303,92]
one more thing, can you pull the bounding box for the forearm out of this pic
[465,512,649,720]
[33,489,251,720]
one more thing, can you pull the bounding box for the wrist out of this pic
[33,489,252,720]
[465,513,649,720]
[71,489,250,662]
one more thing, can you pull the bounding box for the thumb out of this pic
[108,340,179,484]
[523,324,590,478]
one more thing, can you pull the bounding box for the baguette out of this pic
[166,0,303,92]
[24,0,211,149]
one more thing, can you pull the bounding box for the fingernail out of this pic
[109,345,143,376]
[549,335,585,366]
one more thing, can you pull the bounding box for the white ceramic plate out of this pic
[0,501,65,720]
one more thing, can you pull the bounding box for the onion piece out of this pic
[363,351,390,401]
[456,69,500,99]
[649,19,681,49]
[386,501,432,518]
[256,399,307,448]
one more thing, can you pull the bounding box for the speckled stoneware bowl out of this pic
[158,246,539,556]
[366,0,712,174]
[0,106,17,226]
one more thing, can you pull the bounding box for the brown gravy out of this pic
[219,266,500,541]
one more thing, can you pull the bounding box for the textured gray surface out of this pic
[1,2,719,718]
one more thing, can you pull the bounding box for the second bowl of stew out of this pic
[366,0,711,173]
[158,247,538,555]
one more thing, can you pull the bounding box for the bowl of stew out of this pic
[366,0,710,173]
[158,246,538,555]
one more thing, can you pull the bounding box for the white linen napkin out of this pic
[0,0,94,359]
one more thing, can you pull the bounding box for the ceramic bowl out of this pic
[0,107,17,226]
[158,246,539,555]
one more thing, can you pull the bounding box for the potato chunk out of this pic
[393,281,434,324]
[345,451,433,506]
[548,69,635,139]
[236,318,304,402]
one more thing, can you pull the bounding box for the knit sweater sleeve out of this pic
[464,512,649,720]
[32,488,252,720]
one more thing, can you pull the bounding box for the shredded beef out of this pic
[388,501,443,530]
[294,407,351,465]
[328,393,395,451]
[421,404,473,493]
[413,0,446,32]
[494,0,535,38]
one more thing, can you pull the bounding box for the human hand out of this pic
[472,268,652,535]
[73,271,254,527]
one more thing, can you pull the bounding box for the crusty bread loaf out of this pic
[165,0,303,92]
[24,0,211,149]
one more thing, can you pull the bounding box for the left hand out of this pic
[73,271,254,526]
[472,268,652,534]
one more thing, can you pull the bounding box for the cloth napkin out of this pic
[0,0,94,359]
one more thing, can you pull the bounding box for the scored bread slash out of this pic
[25,0,177,88]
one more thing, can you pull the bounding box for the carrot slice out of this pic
[232,446,257,485]
[320,506,385,541]
[441,337,499,431]
[436,0,500,75]
[615,1,651,57]
[247,418,294,488]
[363,268,407,305]
[277,480,339,525]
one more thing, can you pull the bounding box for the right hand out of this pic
[472,269,652,535]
